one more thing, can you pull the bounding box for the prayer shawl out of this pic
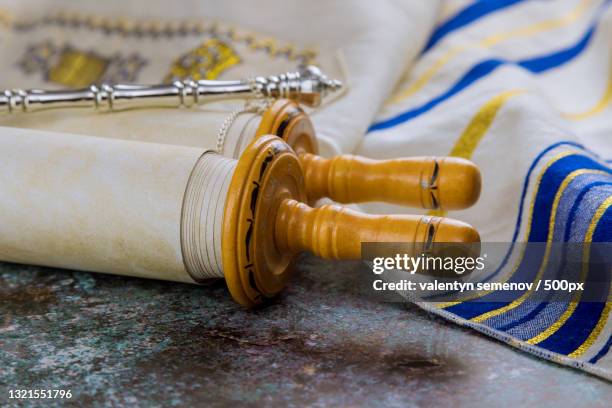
[362,0,612,381]
[0,0,610,380]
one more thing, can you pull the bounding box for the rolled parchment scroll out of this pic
[0,98,482,211]
[0,129,479,306]
[0,126,219,283]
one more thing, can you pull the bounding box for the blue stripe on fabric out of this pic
[477,146,608,283]
[564,181,612,242]
[592,202,612,243]
[478,142,584,275]
[429,143,609,303]
[518,26,595,73]
[538,302,607,355]
[370,59,503,131]
[590,334,612,363]
[423,0,526,53]
[496,182,612,332]
[535,206,611,355]
[369,1,611,133]
[497,301,548,332]
[528,156,610,242]
[445,155,611,319]
[426,142,591,301]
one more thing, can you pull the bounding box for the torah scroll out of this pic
[0,126,234,283]
[0,127,479,306]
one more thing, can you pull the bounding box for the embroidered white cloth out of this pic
[0,0,439,155]
[0,0,611,381]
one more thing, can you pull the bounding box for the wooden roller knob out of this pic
[300,154,482,210]
[224,135,482,307]
[274,199,480,260]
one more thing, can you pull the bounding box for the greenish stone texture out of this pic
[1,256,610,407]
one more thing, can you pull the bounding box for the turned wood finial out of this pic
[274,199,480,260]
[223,136,481,307]
[300,154,482,210]
[258,99,481,209]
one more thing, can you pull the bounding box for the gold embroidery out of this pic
[48,49,108,88]
[164,39,240,82]
[1,8,316,64]
[19,41,147,87]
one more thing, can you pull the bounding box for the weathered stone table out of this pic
[1,256,610,407]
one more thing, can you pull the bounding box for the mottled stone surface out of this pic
[1,256,610,407]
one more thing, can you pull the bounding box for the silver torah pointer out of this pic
[0,65,342,114]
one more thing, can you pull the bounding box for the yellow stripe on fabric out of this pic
[426,89,524,219]
[437,150,580,309]
[479,0,592,47]
[471,169,607,323]
[0,9,11,27]
[449,89,524,158]
[568,196,612,358]
[527,195,612,344]
[388,0,593,105]
[564,67,612,120]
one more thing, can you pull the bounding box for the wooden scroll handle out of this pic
[275,199,480,260]
[300,154,481,210]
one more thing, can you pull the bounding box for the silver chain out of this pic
[215,98,273,153]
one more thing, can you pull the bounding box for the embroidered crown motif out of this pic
[18,41,147,87]
[164,39,240,82]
